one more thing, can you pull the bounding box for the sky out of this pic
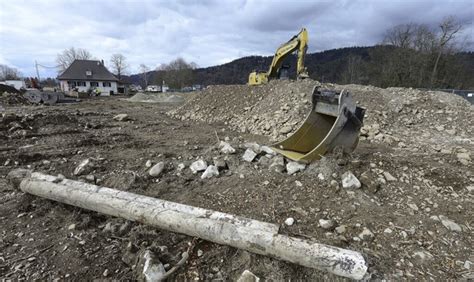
[0,0,472,78]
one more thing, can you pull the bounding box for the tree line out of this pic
[339,16,472,89]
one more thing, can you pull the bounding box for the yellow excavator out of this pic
[248,28,309,85]
[247,28,366,162]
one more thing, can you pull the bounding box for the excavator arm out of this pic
[248,28,309,85]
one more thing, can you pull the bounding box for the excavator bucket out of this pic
[271,86,365,163]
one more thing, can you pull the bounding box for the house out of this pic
[146,85,161,92]
[57,60,118,96]
[0,80,26,90]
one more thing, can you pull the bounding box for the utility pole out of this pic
[35,60,41,82]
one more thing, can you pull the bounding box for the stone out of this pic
[341,171,361,189]
[408,203,419,211]
[260,146,276,155]
[177,163,186,171]
[74,159,92,176]
[242,149,257,162]
[335,225,346,234]
[383,228,393,235]
[457,152,471,160]
[220,142,236,154]
[243,142,261,153]
[295,180,303,187]
[286,161,306,175]
[190,160,208,174]
[383,171,397,182]
[237,270,260,282]
[319,219,335,230]
[358,227,374,241]
[85,174,96,182]
[201,165,219,179]
[284,217,295,226]
[279,126,292,134]
[149,162,165,177]
[136,250,166,282]
[113,114,130,121]
[197,249,204,257]
[145,160,152,168]
[440,217,462,232]
[214,160,227,171]
[413,251,434,264]
[68,224,76,230]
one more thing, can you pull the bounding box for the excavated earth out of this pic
[0,81,473,280]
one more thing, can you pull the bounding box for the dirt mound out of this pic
[0,92,30,106]
[169,80,473,147]
[0,84,20,94]
[168,80,317,141]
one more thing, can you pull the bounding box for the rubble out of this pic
[73,159,93,176]
[220,141,236,154]
[2,79,473,280]
[149,162,165,177]
[286,161,306,175]
[284,217,295,226]
[201,165,219,179]
[237,270,260,282]
[190,160,208,173]
[113,114,130,121]
[341,171,361,189]
[242,149,257,162]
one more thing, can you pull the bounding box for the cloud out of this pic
[0,0,472,77]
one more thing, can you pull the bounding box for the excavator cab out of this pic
[248,71,269,86]
[271,86,365,163]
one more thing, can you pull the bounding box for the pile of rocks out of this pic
[1,92,31,106]
[168,80,317,141]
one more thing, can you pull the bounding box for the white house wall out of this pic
[59,81,118,96]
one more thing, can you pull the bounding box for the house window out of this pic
[85,70,92,76]
[90,82,99,87]
[76,81,86,87]
[103,82,111,87]
[68,81,76,87]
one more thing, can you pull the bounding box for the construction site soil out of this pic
[1,80,473,280]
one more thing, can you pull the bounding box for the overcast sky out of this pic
[0,0,472,78]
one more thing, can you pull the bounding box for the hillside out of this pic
[128,46,474,89]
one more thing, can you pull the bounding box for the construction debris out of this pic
[11,170,368,279]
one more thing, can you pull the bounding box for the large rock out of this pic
[242,149,257,162]
[148,162,165,177]
[190,160,208,174]
[440,216,462,232]
[286,161,306,175]
[341,171,361,189]
[220,141,236,154]
[201,165,219,179]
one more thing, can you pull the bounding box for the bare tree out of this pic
[0,64,21,80]
[110,54,128,80]
[430,16,463,87]
[140,64,150,87]
[56,47,92,71]
[383,23,416,49]
[158,58,197,89]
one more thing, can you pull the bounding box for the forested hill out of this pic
[129,46,474,89]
